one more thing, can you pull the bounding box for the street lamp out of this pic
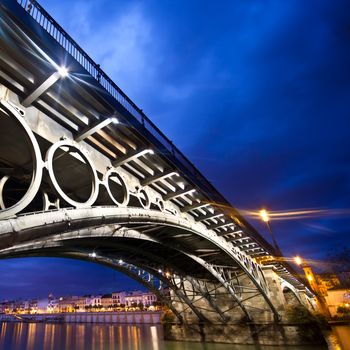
[292,255,331,316]
[259,209,269,223]
[293,256,318,292]
[259,209,282,256]
[294,256,302,266]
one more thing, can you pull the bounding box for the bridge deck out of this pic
[0,0,306,293]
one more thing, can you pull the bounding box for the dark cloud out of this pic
[1,0,349,299]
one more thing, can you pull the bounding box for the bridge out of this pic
[0,0,315,345]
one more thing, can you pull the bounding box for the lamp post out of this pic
[259,209,283,256]
[294,256,319,293]
[294,256,330,317]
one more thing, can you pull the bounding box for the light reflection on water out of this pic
[328,325,350,350]
[0,322,330,350]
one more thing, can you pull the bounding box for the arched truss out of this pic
[280,280,303,304]
[0,246,227,323]
[0,99,281,321]
[0,218,280,321]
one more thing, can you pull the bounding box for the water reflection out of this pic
[332,326,350,350]
[0,322,331,350]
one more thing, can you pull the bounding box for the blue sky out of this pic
[1,0,350,299]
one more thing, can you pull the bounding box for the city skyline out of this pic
[1,0,349,300]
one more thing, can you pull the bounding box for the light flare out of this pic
[294,256,302,266]
[235,207,350,221]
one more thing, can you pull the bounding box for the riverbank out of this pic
[0,311,162,324]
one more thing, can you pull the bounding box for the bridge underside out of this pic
[0,0,318,345]
[0,207,284,325]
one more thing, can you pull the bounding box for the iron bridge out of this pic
[0,0,312,324]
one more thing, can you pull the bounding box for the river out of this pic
[0,322,347,349]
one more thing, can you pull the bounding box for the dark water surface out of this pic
[0,322,329,350]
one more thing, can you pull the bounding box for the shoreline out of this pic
[0,310,163,325]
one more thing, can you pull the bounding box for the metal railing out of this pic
[15,0,216,194]
[12,0,283,256]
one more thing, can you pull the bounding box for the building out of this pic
[112,291,127,306]
[37,298,49,313]
[47,298,59,313]
[90,295,102,307]
[324,288,350,317]
[0,290,161,313]
[58,296,81,313]
[124,291,158,308]
[101,294,113,309]
[317,273,341,295]
[27,299,38,313]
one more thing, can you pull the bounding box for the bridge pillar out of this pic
[261,266,286,314]
[298,290,318,311]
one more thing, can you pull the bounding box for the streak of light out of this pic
[204,201,350,221]
[239,208,350,221]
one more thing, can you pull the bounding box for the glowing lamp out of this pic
[294,256,303,266]
[259,209,269,222]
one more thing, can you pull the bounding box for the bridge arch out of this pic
[0,233,247,322]
[1,248,233,323]
[0,101,286,321]
[1,252,185,321]
[0,207,280,321]
[280,280,303,307]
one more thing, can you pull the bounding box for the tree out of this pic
[327,247,350,287]
[337,305,350,315]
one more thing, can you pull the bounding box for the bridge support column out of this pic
[261,266,286,315]
[298,290,318,311]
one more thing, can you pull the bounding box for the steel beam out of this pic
[195,213,224,222]
[180,202,210,213]
[112,148,154,167]
[240,246,262,253]
[22,71,62,107]
[231,239,252,246]
[163,187,196,201]
[217,230,244,237]
[75,117,118,142]
[225,234,249,241]
[141,170,178,187]
[209,222,235,230]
